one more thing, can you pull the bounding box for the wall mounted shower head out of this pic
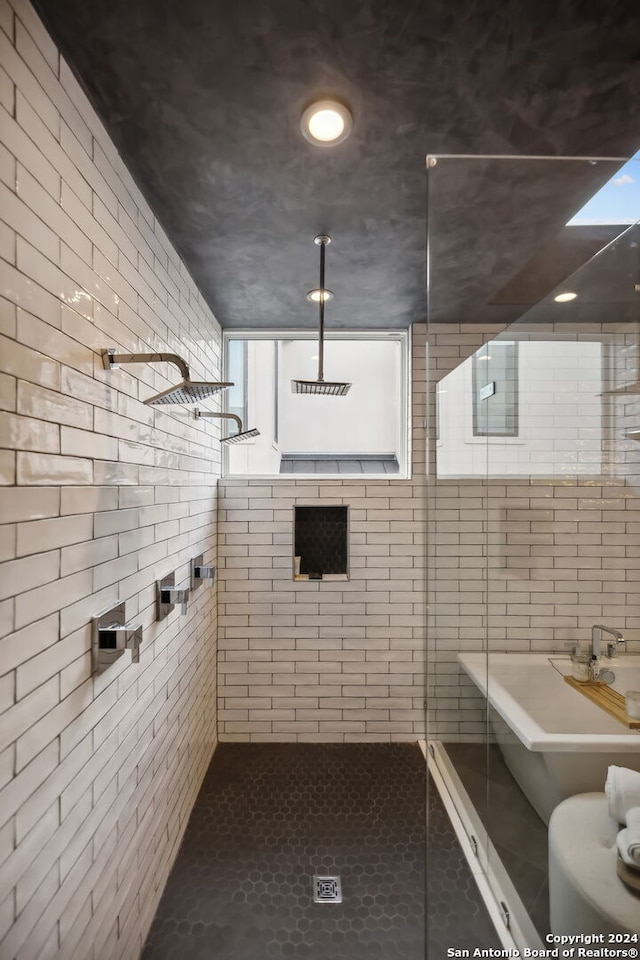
[221,428,261,444]
[194,409,260,443]
[102,349,233,405]
[146,381,233,405]
[291,236,351,396]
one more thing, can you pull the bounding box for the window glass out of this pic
[226,339,247,439]
[222,333,408,478]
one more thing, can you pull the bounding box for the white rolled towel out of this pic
[605,765,640,825]
[617,807,640,868]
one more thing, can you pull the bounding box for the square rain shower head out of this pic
[291,379,351,396]
[145,381,234,405]
[221,428,261,444]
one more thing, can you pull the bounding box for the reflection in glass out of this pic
[472,341,519,438]
[426,155,639,949]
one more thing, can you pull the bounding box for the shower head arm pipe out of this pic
[291,233,350,397]
[194,410,243,431]
[102,350,190,380]
[317,237,326,382]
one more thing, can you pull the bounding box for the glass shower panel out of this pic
[426,153,639,948]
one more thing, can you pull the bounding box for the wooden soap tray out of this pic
[564,676,640,729]
[617,855,640,895]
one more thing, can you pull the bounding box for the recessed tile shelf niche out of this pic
[293,505,349,581]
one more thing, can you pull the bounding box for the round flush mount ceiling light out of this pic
[554,291,578,303]
[301,100,353,146]
[306,288,334,303]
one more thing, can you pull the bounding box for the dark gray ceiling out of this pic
[425,155,639,325]
[33,0,640,329]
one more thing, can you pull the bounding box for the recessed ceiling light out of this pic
[301,100,353,146]
[554,291,578,302]
[306,288,334,303]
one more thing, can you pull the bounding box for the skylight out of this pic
[567,149,640,225]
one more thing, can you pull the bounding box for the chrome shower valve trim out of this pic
[92,602,142,675]
[157,572,189,620]
[191,554,216,590]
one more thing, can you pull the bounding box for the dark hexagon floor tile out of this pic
[142,743,499,959]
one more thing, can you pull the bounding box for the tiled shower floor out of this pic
[142,743,499,959]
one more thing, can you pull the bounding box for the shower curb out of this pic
[421,740,543,953]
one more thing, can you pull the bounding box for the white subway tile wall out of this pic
[217,324,428,742]
[426,323,640,742]
[2,0,637,953]
[0,3,221,957]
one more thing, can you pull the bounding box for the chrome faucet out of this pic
[591,624,626,659]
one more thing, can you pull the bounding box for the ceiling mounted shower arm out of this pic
[316,234,328,383]
[102,349,190,380]
[291,234,351,396]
